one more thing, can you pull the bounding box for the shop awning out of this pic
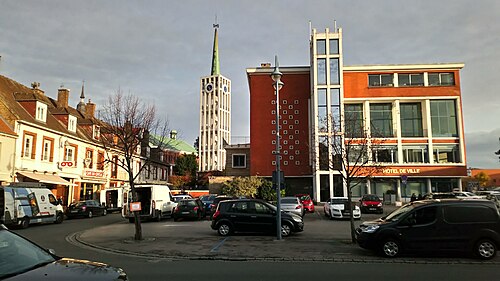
[17,171,76,186]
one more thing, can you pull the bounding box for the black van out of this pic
[356,199,500,259]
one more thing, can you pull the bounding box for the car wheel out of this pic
[156,211,162,222]
[20,217,30,229]
[217,223,232,236]
[55,212,64,224]
[88,211,93,218]
[281,223,292,237]
[380,238,401,258]
[474,239,497,260]
[103,209,107,216]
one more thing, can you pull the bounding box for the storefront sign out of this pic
[382,168,421,175]
[85,170,104,177]
[60,161,74,167]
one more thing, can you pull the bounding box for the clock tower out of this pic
[198,23,231,172]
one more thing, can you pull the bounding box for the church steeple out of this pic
[76,80,86,114]
[211,23,220,75]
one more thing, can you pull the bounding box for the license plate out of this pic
[369,208,376,210]
[71,210,78,213]
[182,212,190,215]
[344,213,350,216]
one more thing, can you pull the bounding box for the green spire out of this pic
[211,24,220,75]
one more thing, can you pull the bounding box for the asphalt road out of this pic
[10,210,500,281]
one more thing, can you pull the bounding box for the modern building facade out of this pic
[199,24,231,172]
[247,24,467,202]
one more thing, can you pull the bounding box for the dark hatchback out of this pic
[209,196,235,218]
[0,225,127,280]
[173,198,205,221]
[66,200,107,219]
[211,199,304,237]
[359,194,383,214]
[356,199,500,259]
[199,194,217,214]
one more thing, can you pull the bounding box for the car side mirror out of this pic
[48,248,56,255]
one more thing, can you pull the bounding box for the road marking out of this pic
[162,224,191,227]
[210,237,229,253]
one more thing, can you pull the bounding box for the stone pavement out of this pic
[71,206,500,264]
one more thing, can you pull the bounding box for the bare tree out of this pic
[320,105,385,243]
[98,90,169,240]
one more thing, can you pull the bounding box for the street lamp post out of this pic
[271,55,284,240]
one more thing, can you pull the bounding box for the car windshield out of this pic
[0,230,56,279]
[363,195,380,201]
[331,199,348,204]
[179,200,197,206]
[383,204,414,222]
[200,195,216,202]
[298,195,310,201]
[281,198,298,204]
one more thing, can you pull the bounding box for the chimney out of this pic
[86,99,96,118]
[31,82,45,95]
[260,63,271,68]
[57,87,70,108]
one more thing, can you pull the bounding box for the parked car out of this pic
[324,197,361,220]
[486,193,500,209]
[122,184,177,222]
[356,199,500,259]
[172,194,193,203]
[422,192,457,199]
[209,196,235,218]
[199,194,218,214]
[173,198,205,221]
[453,191,482,199]
[359,194,384,214]
[295,194,314,213]
[280,196,305,217]
[0,224,128,280]
[211,199,304,237]
[66,200,107,219]
[475,190,500,198]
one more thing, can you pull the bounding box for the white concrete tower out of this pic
[199,23,231,172]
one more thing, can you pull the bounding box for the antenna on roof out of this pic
[214,14,219,28]
[309,20,312,37]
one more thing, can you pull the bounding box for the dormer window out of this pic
[68,115,77,132]
[93,125,100,140]
[36,102,47,122]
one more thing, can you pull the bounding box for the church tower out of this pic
[198,23,231,172]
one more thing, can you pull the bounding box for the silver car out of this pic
[280,196,304,217]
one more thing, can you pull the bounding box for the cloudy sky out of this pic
[1,0,499,168]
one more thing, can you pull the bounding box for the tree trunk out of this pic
[130,182,143,241]
[347,181,357,244]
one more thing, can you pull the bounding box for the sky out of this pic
[1,0,499,168]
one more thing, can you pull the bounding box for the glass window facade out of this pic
[345,104,364,138]
[430,100,458,137]
[317,39,326,55]
[329,39,339,54]
[319,136,329,170]
[403,146,428,163]
[399,73,424,86]
[370,103,393,137]
[400,103,423,137]
[368,74,394,87]
[317,59,326,85]
[428,72,454,86]
[372,146,398,163]
[433,145,460,163]
[330,58,339,85]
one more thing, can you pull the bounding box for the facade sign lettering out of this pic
[85,170,104,177]
[382,168,421,175]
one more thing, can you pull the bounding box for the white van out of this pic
[122,184,177,223]
[0,184,64,228]
[100,187,125,213]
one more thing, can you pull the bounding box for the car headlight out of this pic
[291,214,303,222]
[332,209,341,213]
[362,225,380,233]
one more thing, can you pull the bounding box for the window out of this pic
[319,136,329,170]
[317,59,326,85]
[232,154,246,168]
[403,146,428,163]
[111,155,118,178]
[400,103,423,137]
[41,138,53,162]
[36,102,47,122]
[372,146,398,163]
[68,115,77,132]
[348,146,368,164]
[23,133,35,159]
[345,104,364,137]
[97,151,105,170]
[431,100,458,137]
[330,58,339,85]
[64,146,75,162]
[443,205,498,223]
[93,125,100,140]
[433,145,460,163]
[316,39,326,55]
[428,72,454,86]
[399,73,424,86]
[368,74,393,87]
[404,206,437,225]
[329,39,339,54]
[318,89,327,132]
[370,103,393,137]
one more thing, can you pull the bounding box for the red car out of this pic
[295,194,314,213]
[359,194,383,214]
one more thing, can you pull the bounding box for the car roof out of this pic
[409,198,495,207]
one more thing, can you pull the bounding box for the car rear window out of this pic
[443,205,499,223]
[363,195,380,201]
[179,200,197,207]
[298,195,310,201]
